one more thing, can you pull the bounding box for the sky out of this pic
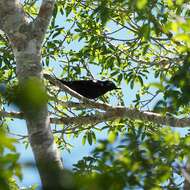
[6,1,189,189]
[12,73,188,188]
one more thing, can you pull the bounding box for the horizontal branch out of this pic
[37,74,190,127]
[51,108,190,127]
[0,110,24,119]
[2,74,189,128]
[1,107,190,128]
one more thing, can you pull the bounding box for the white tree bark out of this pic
[0,1,64,189]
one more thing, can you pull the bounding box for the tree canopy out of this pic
[1,0,190,189]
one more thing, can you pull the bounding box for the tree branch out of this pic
[1,106,190,127]
[42,74,190,127]
[34,0,56,42]
[51,109,190,127]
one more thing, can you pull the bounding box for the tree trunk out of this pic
[0,1,65,189]
[15,48,64,189]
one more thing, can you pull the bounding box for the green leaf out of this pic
[82,135,87,145]
[136,0,147,9]
[87,132,92,145]
[108,131,117,143]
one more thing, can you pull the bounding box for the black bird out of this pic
[58,79,119,99]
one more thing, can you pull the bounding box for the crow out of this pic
[58,79,120,99]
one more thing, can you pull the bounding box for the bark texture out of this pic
[0,1,64,189]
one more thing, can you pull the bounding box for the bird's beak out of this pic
[115,87,121,90]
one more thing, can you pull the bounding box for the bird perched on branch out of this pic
[58,79,120,99]
[44,74,120,99]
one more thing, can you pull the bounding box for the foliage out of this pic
[1,0,190,189]
[0,122,21,190]
[159,53,190,114]
[73,122,187,190]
